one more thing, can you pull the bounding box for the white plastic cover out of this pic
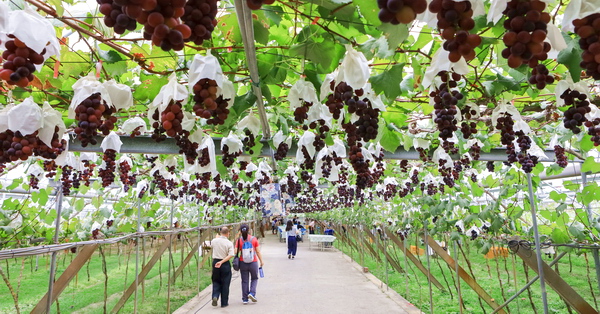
[187,52,224,95]
[8,97,42,135]
[104,80,133,111]
[289,78,320,110]
[423,49,470,88]
[39,101,66,148]
[100,131,123,152]
[152,73,189,114]
[563,0,600,33]
[335,45,370,90]
[295,131,317,164]
[237,113,261,136]
[121,117,148,135]
[221,132,243,153]
[69,73,112,119]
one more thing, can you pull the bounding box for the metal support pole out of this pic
[134,201,141,314]
[197,206,201,293]
[581,171,600,295]
[46,185,63,314]
[424,225,434,314]
[492,252,567,314]
[526,172,548,314]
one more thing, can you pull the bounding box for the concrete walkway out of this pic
[175,233,421,313]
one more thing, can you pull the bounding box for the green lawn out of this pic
[0,236,212,314]
[337,238,600,314]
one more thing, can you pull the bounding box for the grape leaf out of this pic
[370,63,405,100]
[380,127,401,153]
[557,33,583,83]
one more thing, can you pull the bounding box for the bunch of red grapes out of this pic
[0,128,66,164]
[61,165,74,196]
[99,149,117,187]
[326,81,379,142]
[0,36,46,88]
[192,78,230,125]
[377,0,427,24]
[562,88,590,134]
[221,144,240,167]
[460,104,478,139]
[118,159,136,191]
[586,118,600,146]
[274,142,289,161]
[97,0,137,34]
[573,14,600,79]
[429,0,481,62]
[553,145,568,168]
[74,93,117,147]
[501,0,552,88]
[151,100,184,140]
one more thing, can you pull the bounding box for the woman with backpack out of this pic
[286,220,298,259]
[235,224,264,304]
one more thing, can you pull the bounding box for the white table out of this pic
[308,235,336,251]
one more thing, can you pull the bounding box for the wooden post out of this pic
[385,228,445,291]
[111,235,173,314]
[31,244,98,314]
[170,231,210,285]
[512,242,598,314]
[423,235,506,314]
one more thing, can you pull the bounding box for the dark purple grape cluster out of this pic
[496,113,517,163]
[97,0,137,34]
[553,145,568,168]
[181,0,218,45]
[274,142,289,161]
[377,0,427,24]
[118,159,136,191]
[586,118,600,146]
[29,174,39,189]
[198,147,210,167]
[486,161,495,172]
[221,144,240,167]
[246,0,274,10]
[470,143,481,160]
[99,149,117,187]
[429,0,481,62]
[242,129,256,155]
[61,165,73,196]
[561,89,590,134]
[460,104,478,139]
[416,147,430,162]
[432,71,463,142]
[192,79,230,125]
[528,64,554,89]
[294,101,313,124]
[515,131,538,173]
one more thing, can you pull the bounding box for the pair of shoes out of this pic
[288,254,291,259]
[212,297,218,307]
[243,300,249,305]
[248,294,257,302]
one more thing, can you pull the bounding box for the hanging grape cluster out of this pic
[118,160,136,191]
[221,144,240,167]
[553,145,568,168]
[180,0,218,45]
[74,93,117,147]
[99,149,117,187]
[0,36,45,87]
[501,0,552,89]
[460,104,478,139]
[515,131,538,173]
[192,78,230,125]
[377,0,427,24]
[242,129,256,155]
[97,0,137,34]
[429,0,481,62]
[561,88,590,134]
[586,118,600,146]
[574,14,600,79]
[61,165,74,196]
[274,142,289,161]
[496,112,517,163]
[432,71,463,150]
[326,81,380,142]
[0,128,66,165]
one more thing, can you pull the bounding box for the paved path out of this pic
[175,233,421,314]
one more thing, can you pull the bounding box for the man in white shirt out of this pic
[211,227,234,308]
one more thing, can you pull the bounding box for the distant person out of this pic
[235,224,264,304]
[271,218,277,235]
[286,220,298,259]
[308,219,315,234]
[211,227,234,308]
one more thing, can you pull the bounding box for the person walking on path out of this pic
[211,227,234,308]
[235,224,264,304]
[286,220,298,259]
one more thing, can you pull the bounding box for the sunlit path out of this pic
[176,234,421,313]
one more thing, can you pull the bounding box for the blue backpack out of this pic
[239,236,255,263]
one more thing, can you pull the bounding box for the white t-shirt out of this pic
[286,225,298,238]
